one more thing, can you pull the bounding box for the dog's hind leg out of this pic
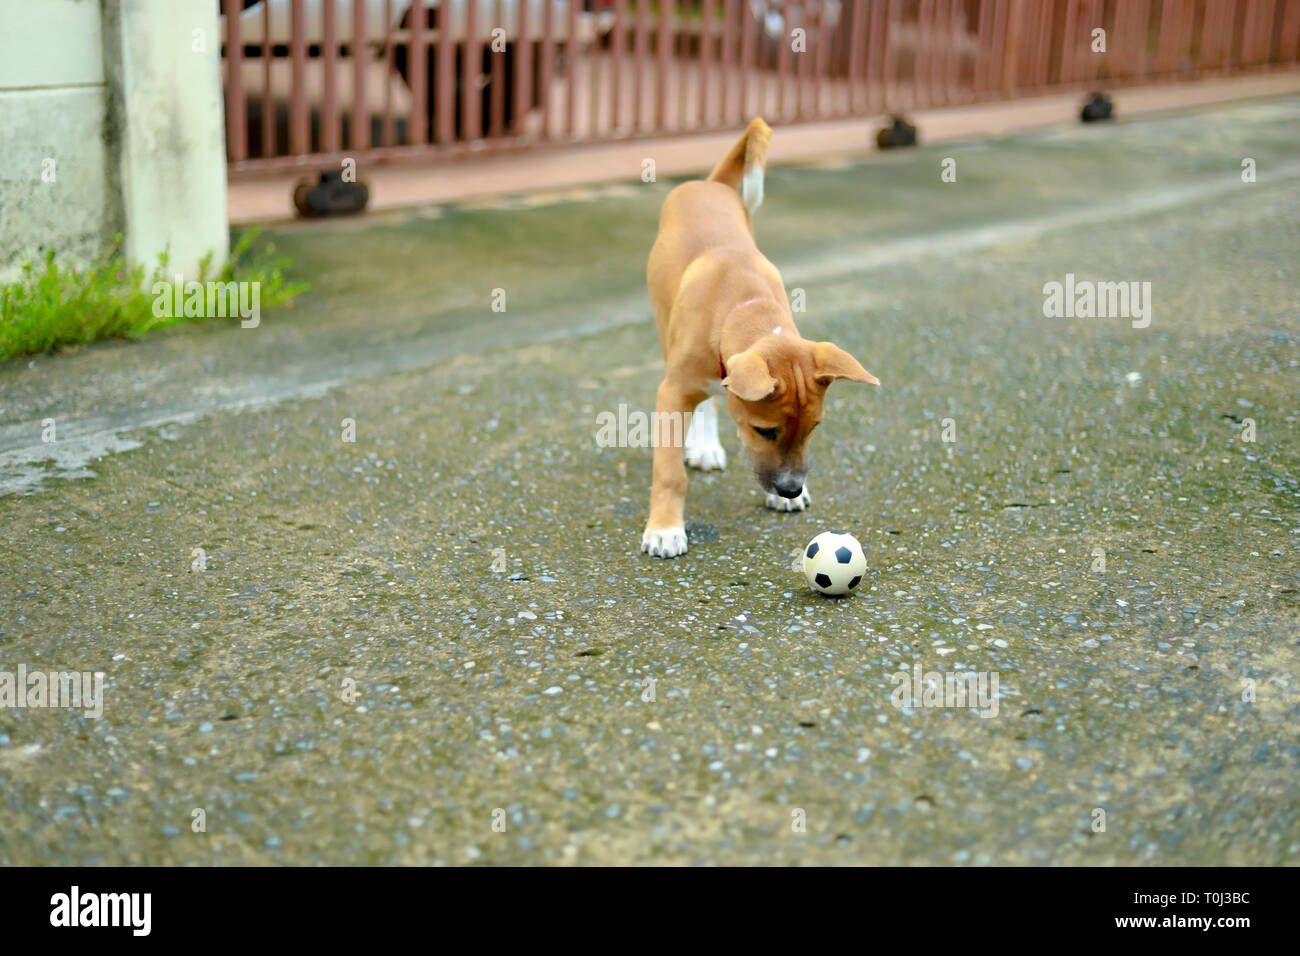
[684,396,727,471]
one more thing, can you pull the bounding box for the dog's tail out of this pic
[707,117,772,215]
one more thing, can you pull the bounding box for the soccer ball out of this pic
[802,530,867,596]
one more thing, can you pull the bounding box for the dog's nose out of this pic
[773,478,804,499]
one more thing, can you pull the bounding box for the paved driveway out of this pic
[1,98,1297,864]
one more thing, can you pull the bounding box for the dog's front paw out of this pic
[641,525,688,558]
[765,485,811,512]
[684,440,727,471]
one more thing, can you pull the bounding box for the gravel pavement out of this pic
[1,98,1297,865]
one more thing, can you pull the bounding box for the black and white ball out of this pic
[802,530,867,596]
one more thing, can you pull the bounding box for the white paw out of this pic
[685,440,727,471]
[765,485,811,512]
[641,526,688,558]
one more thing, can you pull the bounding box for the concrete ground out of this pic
[1,96,1298,865]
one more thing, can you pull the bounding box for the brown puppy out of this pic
[641,118,879,558]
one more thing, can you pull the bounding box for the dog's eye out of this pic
[753,426,780,441]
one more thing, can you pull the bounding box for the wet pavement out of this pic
[1,98,1297,864]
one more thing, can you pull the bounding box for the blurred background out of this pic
[220,0,1299,164]
[6,1,1299,275]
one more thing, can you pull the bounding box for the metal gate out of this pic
[222,0,1300,176]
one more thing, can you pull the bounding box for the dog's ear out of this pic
[811,341,880,387]
[722,349,778,401]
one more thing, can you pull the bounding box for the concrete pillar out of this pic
[0,0,228,281]
[101,0,229,277]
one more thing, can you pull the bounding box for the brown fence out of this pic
[222,0,1300,176]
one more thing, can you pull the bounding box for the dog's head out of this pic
[722,337,878,499]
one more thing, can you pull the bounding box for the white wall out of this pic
[0,0,228,282]
[0,0,113,276]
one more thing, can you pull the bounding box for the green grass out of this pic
[0,230,307,361]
